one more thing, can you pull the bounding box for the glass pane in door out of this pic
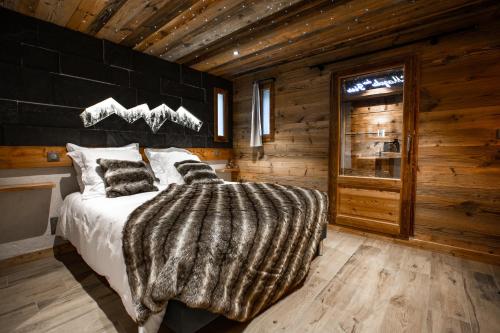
[339,67,404,179]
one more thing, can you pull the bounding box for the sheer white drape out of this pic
[250,82,262,147]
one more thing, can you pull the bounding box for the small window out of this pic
[260,81,275,142]
[214,87,228,142]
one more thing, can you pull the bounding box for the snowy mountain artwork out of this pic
[145,104,178,133]
[177,106,203,132]
[80,98,203,133]
[117,103,147,124]
[80,98,127,127]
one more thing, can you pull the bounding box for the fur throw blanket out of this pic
[123,182,328,325]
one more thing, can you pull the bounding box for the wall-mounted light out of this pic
[233,50,239,56]
[345,70,404,94]
[80,98,203,133]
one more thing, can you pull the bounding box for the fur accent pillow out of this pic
[174,160,224,185]
[66,143,139,192]
[97,159,158,198]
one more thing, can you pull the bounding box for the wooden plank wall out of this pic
[233,17,500,258]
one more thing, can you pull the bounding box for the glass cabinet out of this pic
[329,58,417,237]
[340,67,404,179]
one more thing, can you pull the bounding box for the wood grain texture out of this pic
[0,182,55,192]
[338,187,401,223]
[95,0,172,43]
[332,224,500,266]
[204,0,491,78]
[34,0,81,26]
[0,242,74,271]
[233,12,500,259]
[0,228,499,332]
[85,0,129,35]
[15,0,40,17]
[65,0,112,32]
[0,0,494,78]
[119,0,199,48]
[0,146,233,169]
[157,0,304,62]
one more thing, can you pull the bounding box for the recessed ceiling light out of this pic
[233,50,239,56]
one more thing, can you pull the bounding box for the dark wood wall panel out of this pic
[0,8,232,148]
[233,16,500,258]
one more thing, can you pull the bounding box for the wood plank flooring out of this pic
[1,229,499,333]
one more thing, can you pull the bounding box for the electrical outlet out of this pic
[47,152,60,162]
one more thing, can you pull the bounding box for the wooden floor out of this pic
[1,229,499,333]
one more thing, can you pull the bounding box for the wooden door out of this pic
[329,56,418,238]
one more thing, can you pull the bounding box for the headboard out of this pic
[0,9,233,151]
[0,146,233,169]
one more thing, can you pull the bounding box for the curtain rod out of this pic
[309,25,475,71]
[253,77,276,84]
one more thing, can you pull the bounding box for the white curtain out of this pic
[250,82,262,147]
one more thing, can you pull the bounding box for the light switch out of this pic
[47,152,60,162]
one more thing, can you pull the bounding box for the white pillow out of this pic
[145,147,193,154]
[145,149,200,185]
[78,149,143,199]
[66,143,139,192]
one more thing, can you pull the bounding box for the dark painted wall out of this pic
[0,8,232,148]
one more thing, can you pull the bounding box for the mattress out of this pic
[57,189,167,333]
[57,182,326,333]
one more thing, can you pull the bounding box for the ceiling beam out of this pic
[195,0,402,72]
[34,0,81,26]
[1,0,497,80]
[160,0,305,62]
[135,0,240,54]
[178,0,334,66]
[224,2,497,79]
[201,0,489,77]
[86,0,128,35]
[65,0,110,32]
[96,0,171,43]
[119,0,199,48]
[15,0,38,17]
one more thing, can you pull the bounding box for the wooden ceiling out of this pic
[0,0,495,79]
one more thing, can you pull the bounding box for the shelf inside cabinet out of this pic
[342,87,403,102]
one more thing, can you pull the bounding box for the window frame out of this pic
[213,87,229,143]
[259,81,275,142]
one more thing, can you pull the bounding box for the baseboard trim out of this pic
[329,224,500,265]
[0,242,76,270]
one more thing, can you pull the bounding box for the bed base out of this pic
[164,300,219,333]
[163,224,327,333]
[316,239,324,256]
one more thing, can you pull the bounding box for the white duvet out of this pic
[57,190,167,333]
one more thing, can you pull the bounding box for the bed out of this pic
[58,182,327,333]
